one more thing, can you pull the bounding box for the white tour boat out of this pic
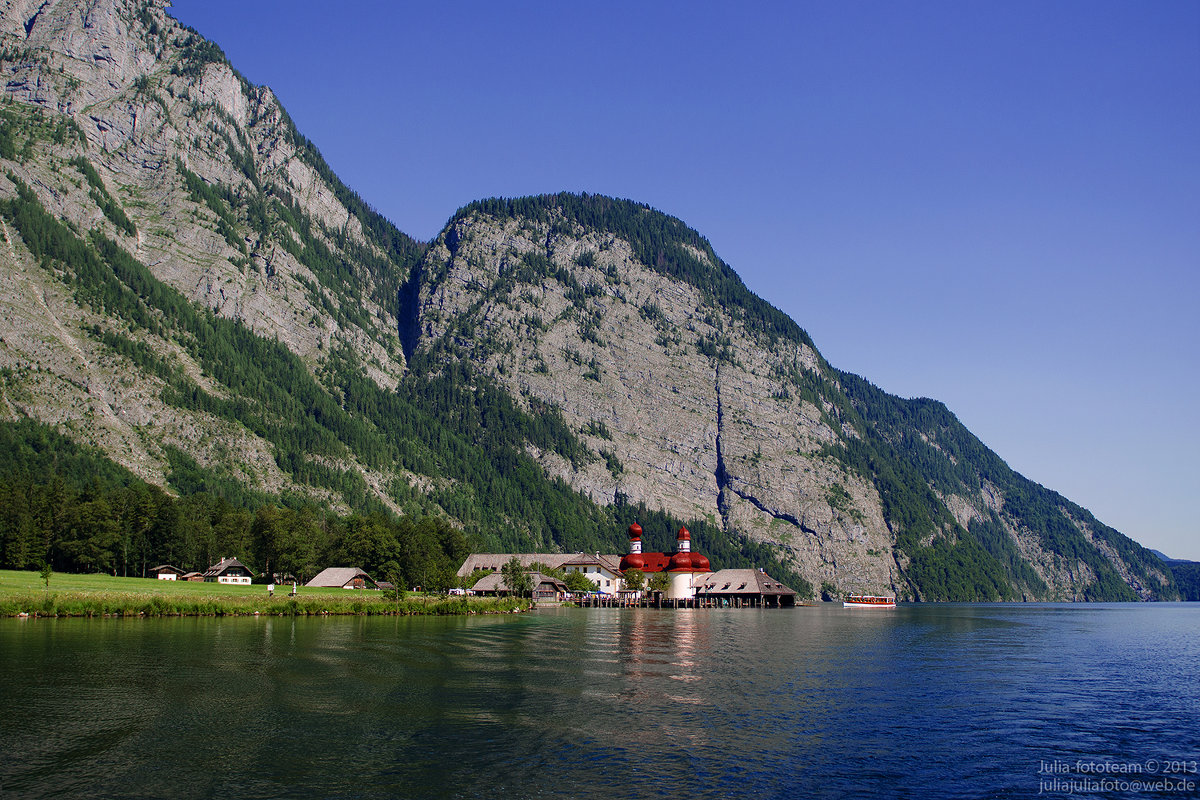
[843,594,896,609]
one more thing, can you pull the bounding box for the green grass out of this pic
[0,570,528,617]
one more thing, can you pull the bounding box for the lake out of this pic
[2,604,1198,799]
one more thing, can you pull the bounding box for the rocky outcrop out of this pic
[0,0,413,509]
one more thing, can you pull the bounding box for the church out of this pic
[619,523,711,600]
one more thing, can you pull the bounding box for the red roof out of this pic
[620,551,708,573]
[617,522,709,573]
[620,551,673,573]
[621,553,645,570]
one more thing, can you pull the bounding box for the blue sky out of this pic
[169,1,1199,560]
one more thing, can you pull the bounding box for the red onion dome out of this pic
[628,523,643,539]
[676,526,690,541]
[692,553,711,572]
[668,551,695,571]
[620,553,646,571]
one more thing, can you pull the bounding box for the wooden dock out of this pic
[575,594,795,609]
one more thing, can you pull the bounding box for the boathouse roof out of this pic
[695,569,798,598]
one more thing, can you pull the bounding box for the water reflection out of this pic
[2,605,1199,799]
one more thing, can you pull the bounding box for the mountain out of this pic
[0,0,1176,600]
[1152,551,1200,601]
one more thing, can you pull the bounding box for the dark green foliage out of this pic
[600,449,623,478]
[162,26,425,322]
[501,556,533,597]
[696,333,736,364]
[565,570,597,593]
[583,420,613,440]
[0,86,1169,602]
[0,112,18,160]
[136,6,159,38]
[162,445,278,512]
[1168,561,1200,601]
[89,325,175,382]
[0,181,618,561]
[170,31,228,79]
[2,179,376,503]
[0,101,84,160]
[0,417,143,493]
[0,418,164,574]
[968,512,1048,596]
[269,188,375,332]
[0,418,470,588]
[905,535,1014,601]
[212,122,257,188]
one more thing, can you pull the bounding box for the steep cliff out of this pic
[0,0,423,508]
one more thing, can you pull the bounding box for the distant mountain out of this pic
[1152,551,1199,601]
[0,0,1177,600]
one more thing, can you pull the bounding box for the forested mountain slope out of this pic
[0,0,1175,600]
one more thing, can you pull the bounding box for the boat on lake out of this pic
[843,594,896,609]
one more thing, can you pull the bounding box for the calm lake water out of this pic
[2,604,1198,800]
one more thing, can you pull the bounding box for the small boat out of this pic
[843,594,896,608]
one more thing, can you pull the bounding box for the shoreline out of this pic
[1,590,529,619]
[0,569,530,617]
[0,594,832,618]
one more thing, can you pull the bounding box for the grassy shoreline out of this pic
[0,570,529,618]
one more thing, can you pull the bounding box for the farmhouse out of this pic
[202,557,254,585]
[150,564,185,581]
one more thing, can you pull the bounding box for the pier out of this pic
[576,592,795,609]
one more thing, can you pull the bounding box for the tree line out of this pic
[0,419,470,589]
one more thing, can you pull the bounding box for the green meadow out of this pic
[0,570,527,617]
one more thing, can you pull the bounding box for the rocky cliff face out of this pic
[0,0,420,506]
[0,1,1175,600]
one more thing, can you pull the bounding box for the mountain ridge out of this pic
[0,0,1177,600]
